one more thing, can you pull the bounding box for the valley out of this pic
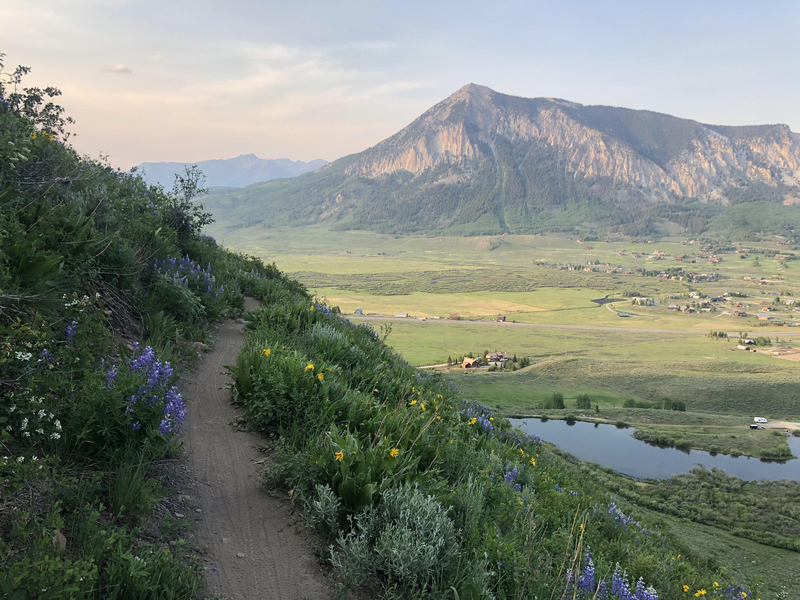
[207,224,800,462]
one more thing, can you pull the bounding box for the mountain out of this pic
[201,85,800,238]
[135,154,328,189]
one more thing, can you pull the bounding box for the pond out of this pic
[510,418,800,481]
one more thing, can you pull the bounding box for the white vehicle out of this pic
[754,417,768,424]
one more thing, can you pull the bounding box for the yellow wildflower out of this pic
[305,364,314,371]
[449,439,453,444]
[262,348,271,356]
[310,305,314,310]
[469,417,477,425]
[389,448,399,458]
[530,458,536,467]
[30,132,37,139]
[412,387,415,392]
[317,372,324,381]
[713,582,719,588]
[420,403,425,411]
[683,585,690,593]
[519,448,524,456]
[436,415,441,420]
[334,451,343,461]
[437,394,442,399]
[579,523,584,531]
[48,134,54,141]
[695,590,706,597]
[489,417,493,421]
[409,400,417,406]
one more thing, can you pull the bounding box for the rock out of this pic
[195,508,202,513]
[52,529,67,553]
[175,513,185,518]
[237,552,246,558]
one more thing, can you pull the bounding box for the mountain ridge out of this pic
[136,154,328,189]
[201,84,800,238]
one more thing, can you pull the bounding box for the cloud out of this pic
[103,64,132,74]
[148,54,163,61]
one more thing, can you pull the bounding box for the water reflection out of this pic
[511,418,800,481]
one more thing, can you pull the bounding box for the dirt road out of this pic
[182,299,331,600]
[350,315,705,335]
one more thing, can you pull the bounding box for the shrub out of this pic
[330,485,461,594]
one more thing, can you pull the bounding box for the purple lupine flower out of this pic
[577,551,595,595]
[105,365,118,390]
[66,321,78,346]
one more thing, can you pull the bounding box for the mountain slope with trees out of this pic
[202,84,800,239]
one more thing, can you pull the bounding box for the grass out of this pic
[631,425,793,459]
[643,508,800,600]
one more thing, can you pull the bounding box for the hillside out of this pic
[136,154,328,189]
[202,84,800,238]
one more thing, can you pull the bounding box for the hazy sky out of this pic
[3,1,799,169]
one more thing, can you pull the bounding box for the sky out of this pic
[2,1,799,170]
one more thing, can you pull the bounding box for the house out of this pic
[395,312,409,318]
[487,351,509,365]
[449,314,460,320]
[462,357,478,369]
[732,310,747,317]
[353,308,363,315]
[743,339,756,345]
[497,315,506,322]
[668,304,679,310]
[758,313,770,321]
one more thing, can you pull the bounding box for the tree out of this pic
[575,394,591,410]
[551,392,565,409]
[623,399,636,408]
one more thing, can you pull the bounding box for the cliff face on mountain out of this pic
[345,84,800,201]
[201,84,800,237]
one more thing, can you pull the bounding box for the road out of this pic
[350,315,706,335]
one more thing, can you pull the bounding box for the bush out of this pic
[330,485,461,595]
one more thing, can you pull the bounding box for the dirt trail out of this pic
[182,298,331,600]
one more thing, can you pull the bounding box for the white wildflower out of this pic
[15,352,32,361]
[23,431,30,437]
[32,456,38,462]
[38,409,46,419]
[8,404,16,413]
[54,420,62,431]
[49,432,61,440]
[48,413,54,420]
[35,428,44,435]
[17,456,24,463]
[20,418,28,431]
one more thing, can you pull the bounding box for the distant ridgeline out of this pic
[136,154,328,189]
[202,84,800,240]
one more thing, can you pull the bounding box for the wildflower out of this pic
[310,305,314,311]
[683,585,690,593]
[449,439,453,444]
[334,451,344,461]
[15,351,32,361]
[389,448,399,458]
[17,456,24,463]
[469,417,477,425]
[519,448,524,456]
[695,590,706,597]
[420,403,425,411]
[49,432,61,440]
[317,372,324,381]
[530,457,536,467]
[8,405,16,413]
[20,418,28,431]
[30,132,37,139]
[262,349,271,356]
[714,582,719,588]
[305,364,314,371]
[409,400,417,406]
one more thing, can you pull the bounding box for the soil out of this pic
[181,298,332,600]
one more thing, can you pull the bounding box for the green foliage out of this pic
[575,393,592,410]
[551,392,565,409]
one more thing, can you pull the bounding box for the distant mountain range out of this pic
[135,154,328,189]
[201,85,800,239]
